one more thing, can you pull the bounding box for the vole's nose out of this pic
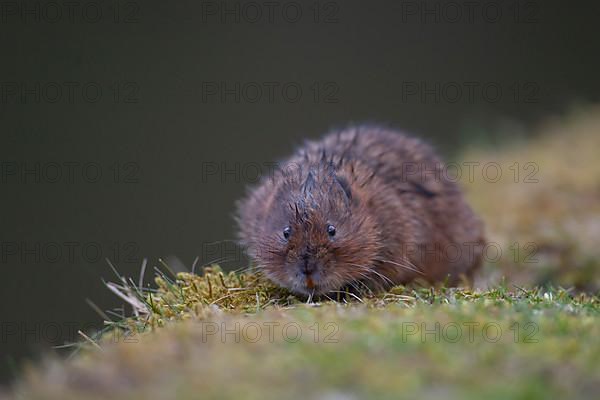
[301,254,315,275]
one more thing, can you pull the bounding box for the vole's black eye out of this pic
[327,224,336,237]
[283,226,291,240]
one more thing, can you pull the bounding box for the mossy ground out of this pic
[9,107,600,399]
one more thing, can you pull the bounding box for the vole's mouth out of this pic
[290,276,325,296]
[305,276,315,289]
[295,276,340,297]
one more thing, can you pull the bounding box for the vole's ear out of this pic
[302,171,316,195]
[408,181,436,198]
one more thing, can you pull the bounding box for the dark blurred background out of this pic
[1,0,599,382]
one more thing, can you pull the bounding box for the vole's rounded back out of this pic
[236,126,485,295]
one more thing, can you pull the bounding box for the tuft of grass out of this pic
[102,265,296,333]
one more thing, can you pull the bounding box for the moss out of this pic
[12,269,600,399]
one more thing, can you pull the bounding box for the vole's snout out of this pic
[300,254,316,275]
[298,256,319,291]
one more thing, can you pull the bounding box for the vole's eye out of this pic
[327,224,336,237]
[283,226,291,240]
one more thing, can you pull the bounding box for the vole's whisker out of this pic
[349,263,396,287]
[351,271,378,292]
[350,278,373,295]
[369,269,396,286]
[375,258,424,275]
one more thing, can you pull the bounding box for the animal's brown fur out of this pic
[236,126,485,295]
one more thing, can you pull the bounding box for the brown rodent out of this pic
[236,125,485,296]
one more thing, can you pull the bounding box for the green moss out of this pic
[13,267,600,399]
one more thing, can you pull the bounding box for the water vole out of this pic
[236,126,485,295]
